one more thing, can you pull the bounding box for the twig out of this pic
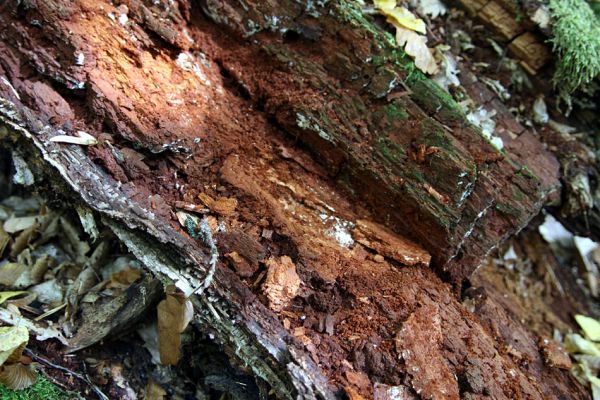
[24,348,109,400]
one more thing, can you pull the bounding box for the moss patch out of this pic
[549,0,600,95]
[0,376,79,400]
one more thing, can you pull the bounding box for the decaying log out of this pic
[0,0,587,398]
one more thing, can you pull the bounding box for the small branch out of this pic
[24,348,109,400]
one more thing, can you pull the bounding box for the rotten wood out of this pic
[0,0,587,398]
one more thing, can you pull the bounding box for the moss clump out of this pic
[0,376,79,400]
[549,0,600,96]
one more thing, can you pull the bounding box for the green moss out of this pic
[549,0,600,95]
[383,102,409,121]
[409,80,465,124]
[495,202,522,216]
[374,137,406,167]
[0,376,79,400]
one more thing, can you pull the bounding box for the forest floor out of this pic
[0,0,599,399]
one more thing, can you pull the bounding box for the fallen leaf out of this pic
[0,326,28,366]
[0,304,68,345]
[262,256,301,312]
[145,379,166,400]
[345,385,366,400]
[49,130,97,146]
[3,215,42,234]
[30,279,64,306]
[108,268,142,289]
[211,197,238,216]
[0,224,9,258]
[417,0,447,18]
[157,288,193,365]
[0,363,37,390]
[564,333,600,356]
[374,0,397,11]
[395,26,438,74]
[0,292,28,306]
[0,263,28,287]
[576,315,600,342]
[383,6,427,34]
[198,193,238,216]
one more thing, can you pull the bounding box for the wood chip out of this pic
[395,303,459,399]
[539,337,572,370]
[263,256,301,312]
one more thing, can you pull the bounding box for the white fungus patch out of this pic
[466,106,504,150]
[320,212,355,247]
[176,52,211,86]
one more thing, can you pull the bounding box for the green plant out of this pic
[549,0,600,97]
[0,375,78,400]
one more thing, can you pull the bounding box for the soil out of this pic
[0,0,593,398]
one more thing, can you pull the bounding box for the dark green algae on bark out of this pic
[200,0,560,282]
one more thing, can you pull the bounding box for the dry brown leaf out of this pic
[0,363,37,390]
[145,379,166,400]
[211,197,238,216]
[0,263,28,287]
[30,255,56,284]
[3,215,42,234]
[345,385,366,400]
[198,193,237,215]
[395,27,438,74]
[108,268,142,289]
[0,224,9,258]
[157,288,193,365]
[262,256,301,312]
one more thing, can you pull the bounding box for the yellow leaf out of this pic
[396,27,438,74]
[564,333,600,356]
[576,314,600,341]
[385,7,427,34]
[0,326,29,366]
[374,0,397,11]
[0,292,28,306]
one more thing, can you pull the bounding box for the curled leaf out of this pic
[383,7,427,34]
[0,363,37,390]
[0,326,29,366]
[396,27,438,74]
[0,292,28,306]
[157,289,193,365]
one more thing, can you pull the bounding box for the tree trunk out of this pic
[0,0,588,398]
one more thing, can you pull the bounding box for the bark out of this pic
[0,0,587,398]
